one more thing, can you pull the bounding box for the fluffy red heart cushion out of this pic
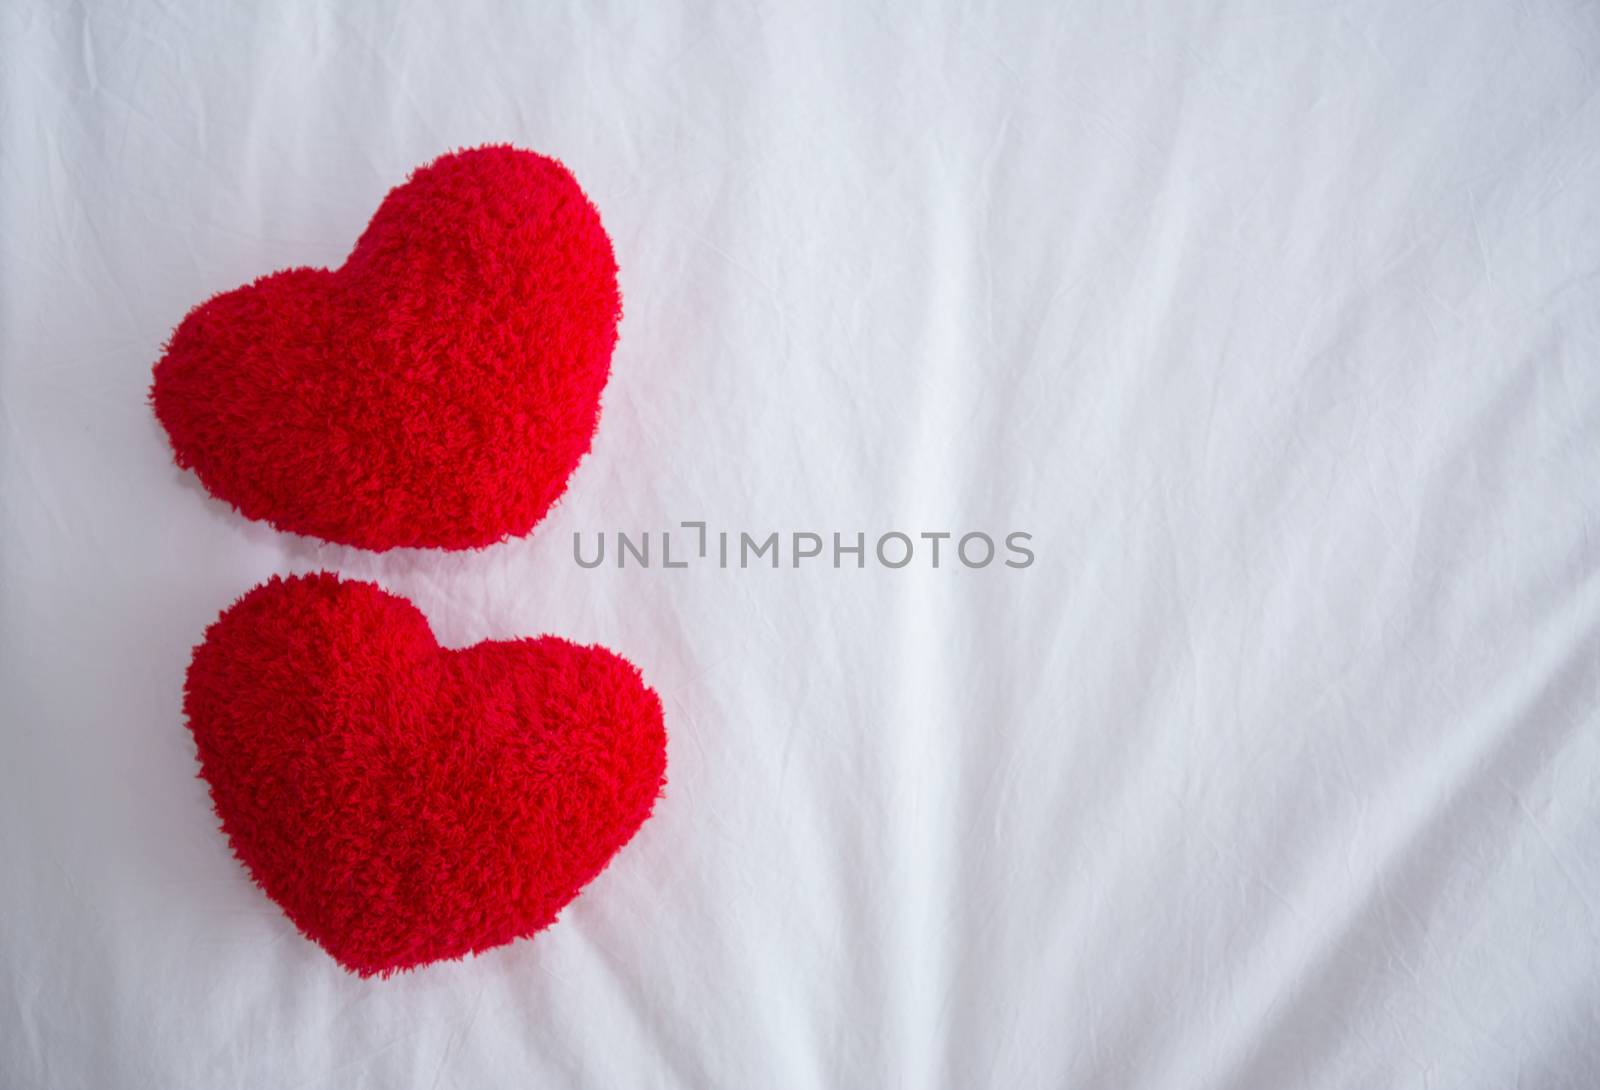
[184,573,666,976]
[151,145,620,551]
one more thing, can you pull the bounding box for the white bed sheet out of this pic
[4,2,1599,1087]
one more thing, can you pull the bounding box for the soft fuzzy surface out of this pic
[150,145,620,551]
[183,573,666,976]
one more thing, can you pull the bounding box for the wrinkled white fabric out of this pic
[3,2,1598,1087]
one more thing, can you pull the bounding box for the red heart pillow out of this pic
[151,146,620,551]
[184,573,666,976]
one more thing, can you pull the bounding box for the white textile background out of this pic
[3,2,1599,1087]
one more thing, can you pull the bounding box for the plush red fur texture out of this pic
[184,573,666,976]
[151,145,620,550]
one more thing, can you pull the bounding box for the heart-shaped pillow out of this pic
[184,573,666,976]
[151,145,620,551]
